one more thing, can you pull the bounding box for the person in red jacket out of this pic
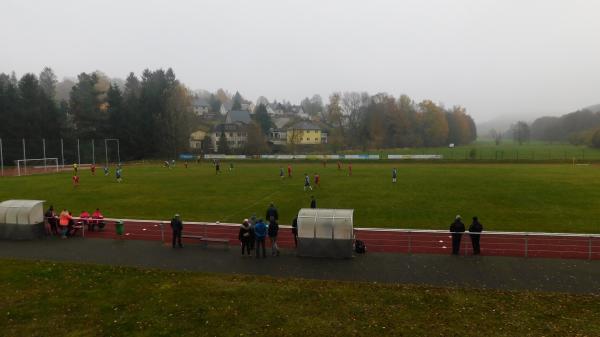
[58,209,72,239]
[91,208,105,231]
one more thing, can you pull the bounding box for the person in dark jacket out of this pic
[310,196,316,209]
[469,216,483,255]
[249,214,257,250]
[45,205,58,235]
[268,218,280,256]
[292,216,298,247]
[266,203,278,221]
[254,219,267,258]
[239,219,252,256]
[449,215,465,255]
[171,214,183,248]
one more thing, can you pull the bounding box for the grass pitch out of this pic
[0,259,598,337]
[1,162,599,233]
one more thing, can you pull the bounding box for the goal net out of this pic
[16,158,59,176]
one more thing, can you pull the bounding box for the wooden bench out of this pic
[181,234,229,248]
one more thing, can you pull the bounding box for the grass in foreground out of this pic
[0,259,598,337]
[1,162,600,233]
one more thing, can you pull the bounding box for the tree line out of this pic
[1,67,478,161]
[0,68,195,162]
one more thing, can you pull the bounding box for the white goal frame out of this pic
[16,158,59,176]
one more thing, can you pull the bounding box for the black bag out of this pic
[355,240,366,254]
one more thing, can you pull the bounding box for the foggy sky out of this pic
[1,0,600,123]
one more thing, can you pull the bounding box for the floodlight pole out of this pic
[77,138,81,165]
[42,138,47,171]
[22,138,27,175]
[60,138,65,168]
[104,139,108,167]
[0,138,3,177]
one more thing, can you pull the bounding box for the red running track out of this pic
[72,219,600,260]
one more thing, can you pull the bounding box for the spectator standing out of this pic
[239,219,252,256]
[292,216,298,247]
[171,214,183,248]
[58,209,72,239]
[254,219,267,258]
[268,218,280,256]
[249,214,257,251]
[449,215,466,255]
[266,203,279,222]
[310,196,317,209]
[45,205,58,235]
[469,216,483,255]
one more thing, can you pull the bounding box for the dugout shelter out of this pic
[296,208,354,258]
[0,199,46,240]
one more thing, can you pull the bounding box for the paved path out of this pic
[1,238,599,294]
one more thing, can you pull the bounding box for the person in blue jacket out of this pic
[254,218,267,258]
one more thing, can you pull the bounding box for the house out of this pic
[286,121,323,145]
[268,128,287,145]
[225,110,251,124]
[192,97,210,116]
[211,122,248,152]
[189,130,207,152]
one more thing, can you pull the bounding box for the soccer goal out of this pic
[16,158,59,176]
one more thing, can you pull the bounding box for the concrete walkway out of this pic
[1,237,599,294]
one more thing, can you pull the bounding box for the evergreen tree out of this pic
[253,103,273,135]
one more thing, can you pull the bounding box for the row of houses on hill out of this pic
[189,110,327,153]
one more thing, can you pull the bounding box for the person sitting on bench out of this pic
[91,208,105,231]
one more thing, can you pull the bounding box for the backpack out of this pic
[355,240,366,254]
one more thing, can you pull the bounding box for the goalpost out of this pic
[16,158,59,176]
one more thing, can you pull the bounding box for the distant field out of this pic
[1,161,600,233]
[345,141,600,161]
[1,259,598,337]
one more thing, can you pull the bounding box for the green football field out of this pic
[1,161,599,233]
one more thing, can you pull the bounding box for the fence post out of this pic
[60,138,64,168]
[524,233,528,258]
[22,138,27,175]
[589,236,592,260]
[42,138,47,171]
[160,222,165,243]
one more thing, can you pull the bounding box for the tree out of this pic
[39,67,57,101]
[245,121,268,154]
[208,94,221,113]
[253,103,273,135]
[70,72,107,139]
[419,100,449,147]
[489,129,502,145]
[591,129,600,148]
[512,121,530,145]
[217,132,230,154]
[232,91,243,110]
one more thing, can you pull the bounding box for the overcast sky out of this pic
[1,0,599,122]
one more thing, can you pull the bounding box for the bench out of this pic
[181,234,229,248]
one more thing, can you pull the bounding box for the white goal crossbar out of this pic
[16,158,59,176]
